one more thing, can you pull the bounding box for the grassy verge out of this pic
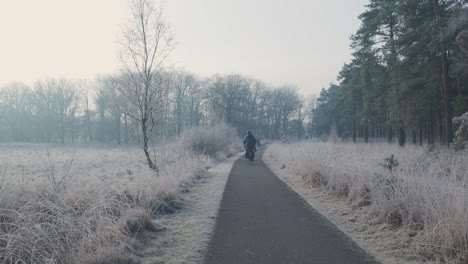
[0,124,240,263]
[265,142,468,263]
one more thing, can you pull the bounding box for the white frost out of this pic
[138,152,242,264]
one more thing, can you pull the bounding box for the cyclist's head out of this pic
[247,130,252,135]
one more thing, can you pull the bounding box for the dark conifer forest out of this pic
[312,0,468,146]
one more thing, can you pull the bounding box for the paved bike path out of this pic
[205,149,378,264]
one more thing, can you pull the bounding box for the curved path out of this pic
[206,149,378,264]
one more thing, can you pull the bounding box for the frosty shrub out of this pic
[265,142,468,262]
[0,125,239,263]
[380,154,399,173]
[453,112,468,150]
[178,123,240,158]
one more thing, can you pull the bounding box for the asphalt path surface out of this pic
[205,149,379,264]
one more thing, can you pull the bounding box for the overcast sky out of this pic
[0,0,367,95]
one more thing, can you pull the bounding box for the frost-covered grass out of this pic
[139,152,242,264]
[0,124,240,263]
[265,142,468,262]
[178,123,239,158]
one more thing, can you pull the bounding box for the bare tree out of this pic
[55,81,78,144]
[305,95,318,139]
[276,87,302,139]
[33,79,77,143]
[0,83,32,141]
[172,71,200,136]
[119,0,175,171]
[207,75,251,125]
[77,80,94,143]
[97,75,130,144]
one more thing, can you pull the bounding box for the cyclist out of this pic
[243,131,257,161]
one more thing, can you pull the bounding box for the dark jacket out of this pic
[243,134,257,148]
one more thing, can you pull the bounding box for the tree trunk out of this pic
[364,123,369,143]
[441,52,452,145]
[437,113,443,143]
[177,100,182,136]
[387,125,393,143]
[116,113,121,145]
[86,110,92,142]
[433,0,452,146]
[190,98,194,128]
[419,126,423,146]
[100,110,105,142]
[142,118,158,172]
[124,114,128,144]
[352,101,357,143]
[71,116,75,143]
[428,110,434,145]
[60,113,65,144]
[398,127,405,146]
[352,119,357,143]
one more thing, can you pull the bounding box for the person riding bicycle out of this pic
[243,131,257,161]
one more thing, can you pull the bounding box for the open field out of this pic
[0,124,239,263]
[265,142,468,263]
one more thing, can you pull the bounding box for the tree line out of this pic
[312,0,468,146]
[0,73,307,144]
[0,0,310,153]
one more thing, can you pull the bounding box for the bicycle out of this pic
[244,146,255,164]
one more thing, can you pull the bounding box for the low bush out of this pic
[178,123,240,157]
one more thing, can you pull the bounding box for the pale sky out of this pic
[0,0,367,95]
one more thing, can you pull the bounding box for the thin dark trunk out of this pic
[60,113,65,144]
[433,0,452,146]
[428,110,434,145]
[352,101,357,143]
[86,110,92,142]
[364,123,369,143]
[412,130,417,145]
[142,118,158,172]
[190,99,194,128]
[418,126,423,146]
[387,125,393,143]
[71,117,75,143]
[398,127,405,146]
[124,114,128,144]
[437,113,443,144]
[177,101,182,136]
[352,120,357,143]
[100,111,105,142]
[441,53,452,145]
[116,113,121,145]
[426,122,430,145]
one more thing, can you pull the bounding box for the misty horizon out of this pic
[0,0,367,95]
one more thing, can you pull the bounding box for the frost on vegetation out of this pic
[178,123,241,158]
[265,142,468,262]
[0,124,239,264]
[453,112,468,150]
